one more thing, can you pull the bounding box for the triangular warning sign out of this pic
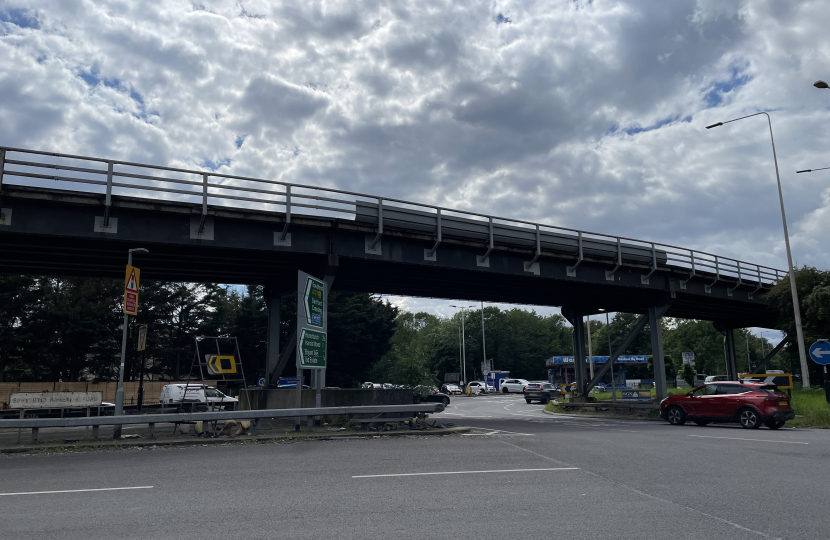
[126,268,139,292]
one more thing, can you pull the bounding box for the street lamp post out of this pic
[480,300,488,387]
[114,248,149,438]
[450,304,475,387]
[706,113,810,388]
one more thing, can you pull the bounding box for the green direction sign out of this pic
[298,328,327,368]
[304,276,325,327]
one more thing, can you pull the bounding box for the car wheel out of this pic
[541,398,549,404]
[739,408,761,429]
[503,387,509,394]
[765,419,786,430]
[525,399,532,404]
[442,397,450,405]
[693,420,709,426]
[666,406,686,425]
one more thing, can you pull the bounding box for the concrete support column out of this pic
[265,294,281,379]
[724,329,738,381]
[648,306,667,401]
[571,311,587,397]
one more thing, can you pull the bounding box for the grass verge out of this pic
[789,388,830,428]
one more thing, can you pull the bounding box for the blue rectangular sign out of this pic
[546,355,649,366]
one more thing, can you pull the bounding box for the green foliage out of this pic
[0,276,398,387]
[679,363,695,386]
[766,266,830,382]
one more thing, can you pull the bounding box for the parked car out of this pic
[704,375,729,383]
[441,384,462,395]
[159,384,238,410]
[500,378,530,393]
[361,382,382,389]
[693,374,707,387]
[466,381,489,394]
[660,382,794,429]
[523,382,559,404]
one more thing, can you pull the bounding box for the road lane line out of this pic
[687,435,808,445]
[353,467,579,478]
[0,486,154,497]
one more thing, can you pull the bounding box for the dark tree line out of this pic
[0,276,398,388]
[2,266,825,388]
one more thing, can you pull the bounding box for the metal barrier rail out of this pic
[0,404,441,429]
[0,146,785,287]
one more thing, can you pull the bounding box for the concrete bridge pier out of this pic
[562,308,588,398]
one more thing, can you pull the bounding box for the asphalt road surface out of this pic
[1,393,827,539]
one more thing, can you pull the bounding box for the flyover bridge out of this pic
[0,147,784,398]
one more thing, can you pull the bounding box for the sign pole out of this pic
[295,270,328,431]
[809,339,830,404]
[114,248,147,439]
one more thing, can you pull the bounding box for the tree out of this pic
[766,266,830,384]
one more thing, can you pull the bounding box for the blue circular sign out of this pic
[256,377,267,388]
[809,341,830,365]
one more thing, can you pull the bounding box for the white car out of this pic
[159,384,238,410]
[500,378,530,393]
[466,381,489,394]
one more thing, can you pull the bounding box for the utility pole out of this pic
[450,304,475,386]
[606,312,616,404]
[114,247,149,439]
[480,301,488,386]
[586,315,594,379]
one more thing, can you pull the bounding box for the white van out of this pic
[159,384,238,410]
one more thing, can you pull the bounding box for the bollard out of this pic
[92,425,99,439]
[16,409,24,444]
[31,427,39,443]
[147,423,155,439]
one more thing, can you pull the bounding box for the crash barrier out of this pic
[239,388,414,410]
[0,403,442,443]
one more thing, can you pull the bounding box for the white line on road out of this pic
[353,467,579,478]
[0,486,154,497]
[687,435,808,445]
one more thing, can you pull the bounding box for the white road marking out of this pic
[0,486,154,496]
[687,435,808,445]
[353,467,579,478]
[463,428,535,436]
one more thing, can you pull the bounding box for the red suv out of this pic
[660,382,794,429]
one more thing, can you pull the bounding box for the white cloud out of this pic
[1,0,829,321]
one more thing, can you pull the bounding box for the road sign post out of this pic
[137,325,148,411]
[114,248,148,439]
[809,340,830,403]
[296,271,327,431]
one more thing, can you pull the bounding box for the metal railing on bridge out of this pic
[0,146,785,289]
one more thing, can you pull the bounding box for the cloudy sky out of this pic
[1,0,828,332]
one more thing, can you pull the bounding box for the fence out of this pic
[0,146,785,288]
[0,381,217,408]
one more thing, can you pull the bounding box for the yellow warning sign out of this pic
[206,355,237,375]
[125,265,140,292]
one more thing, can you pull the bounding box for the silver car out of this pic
[500,378,530,393]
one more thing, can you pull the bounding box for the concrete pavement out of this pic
[1,393,827,539]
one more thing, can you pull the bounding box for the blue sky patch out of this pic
[495,13,511,25]
[610,115,691,136]
[234,134,247,149]
[201,157,231,171]
[703,68,751,108]
[0,7,39,29]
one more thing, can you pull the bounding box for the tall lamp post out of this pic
[114,247,149,438]
[706,113,810,388]
[450,304,475,386]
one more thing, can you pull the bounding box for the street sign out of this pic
[123,265,140,316]
[298,328,327,368]
[621,389,652,402]
[740,373,793,389]
[682,352,695,366]
[297,270,327,371]
[205,354,237,375]
[256,377,266,388]
[809,341,830,365]
[137,325,148,352]
[303,276,325,327]
[125,265,139,292]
